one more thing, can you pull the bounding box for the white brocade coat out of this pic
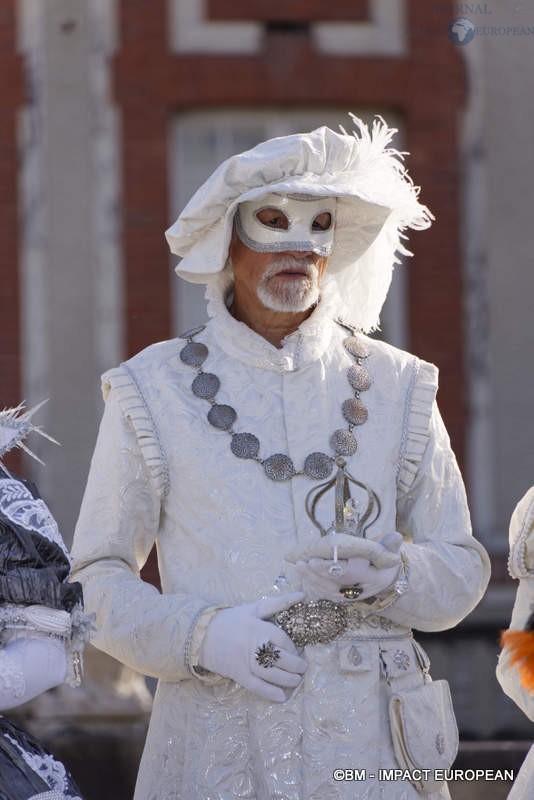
[72,288,490,800]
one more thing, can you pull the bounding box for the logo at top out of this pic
[447,17,476,43]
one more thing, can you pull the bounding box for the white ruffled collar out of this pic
[204,275,342,372]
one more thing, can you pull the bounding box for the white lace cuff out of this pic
[358,552,410,615]
[0,602,94,688]
[185,605,227,683]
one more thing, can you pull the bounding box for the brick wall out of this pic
[0,1,468,569]
[0,0,24,473]
[114,0,468,457]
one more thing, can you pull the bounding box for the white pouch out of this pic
[389,678,459,794]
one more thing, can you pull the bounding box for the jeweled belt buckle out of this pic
[272,599,348,647]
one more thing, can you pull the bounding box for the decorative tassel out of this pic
[501,629,534,691]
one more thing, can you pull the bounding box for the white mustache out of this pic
[261,256,318,282]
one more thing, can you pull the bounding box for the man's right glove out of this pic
[292,532,404,602]
[198,592,307,703]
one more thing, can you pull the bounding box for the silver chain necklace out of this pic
[179,322,372,477]
[179,322,381,538]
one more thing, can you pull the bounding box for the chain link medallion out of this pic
[207,404,236,430]
[263,454,295,481]
[342,398,368,426]
[303,452,334,480]
[231,432,260,459]
[192,373,220,399]
[343,336,370,359]
[347,364,372,392]
[330,429,358,456]
[180,342,208,367]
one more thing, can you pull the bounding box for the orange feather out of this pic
[501,630,534,692]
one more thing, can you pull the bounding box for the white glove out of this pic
[0,636,67,711]
[198,592,307,703]
[295,532,403,602]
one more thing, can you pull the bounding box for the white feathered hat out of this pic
[165,115,433,332]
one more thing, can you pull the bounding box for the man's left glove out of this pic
[294,532,403,602]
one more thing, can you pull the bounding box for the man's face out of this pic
[229,233,329,314]
[229,195,333,314]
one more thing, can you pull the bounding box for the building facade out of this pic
[3,0,534,794]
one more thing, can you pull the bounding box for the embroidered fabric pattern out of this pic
[0,649,26,699]
[5,734,82,799]
[0,479,69,559]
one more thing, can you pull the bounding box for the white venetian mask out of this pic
[235,193,336,256]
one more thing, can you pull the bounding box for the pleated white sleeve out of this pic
[71,390,213,682]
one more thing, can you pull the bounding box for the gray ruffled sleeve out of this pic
[380,359,491,631]
[102,365,169,499]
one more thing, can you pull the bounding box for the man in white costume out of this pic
[72,116,491,800]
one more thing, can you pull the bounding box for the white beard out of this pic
[256,256,320,313]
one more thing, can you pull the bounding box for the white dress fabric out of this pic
[496,486,534,799]
[71,286,490,800]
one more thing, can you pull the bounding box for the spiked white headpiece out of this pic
[0,402,58,469]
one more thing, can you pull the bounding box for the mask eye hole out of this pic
[312,212,332,232]
[255,207,289,230]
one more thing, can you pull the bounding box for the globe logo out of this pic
[447,17,476,45]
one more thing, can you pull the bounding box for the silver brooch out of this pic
[393,649,410,670]
[348,645,362,666]
[436,733,445,755]
[272,599,348,647]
